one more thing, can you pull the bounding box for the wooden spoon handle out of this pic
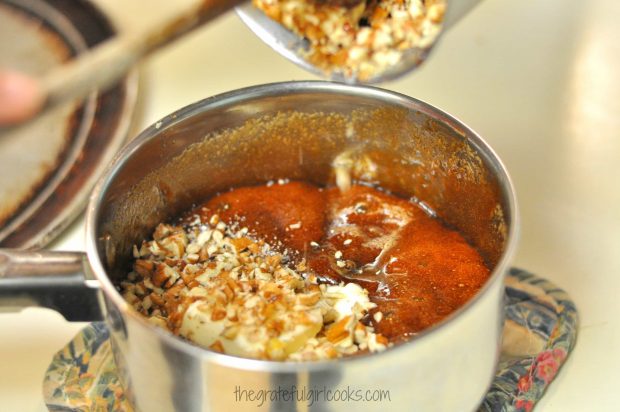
[1,0,245,135]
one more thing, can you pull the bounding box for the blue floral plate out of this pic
[43,268,578,412]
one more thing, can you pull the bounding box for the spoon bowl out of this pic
[237,0,483,83]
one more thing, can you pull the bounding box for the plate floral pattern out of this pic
[43,268,577,412]
[478,268,578,412]
[44,323,132,412]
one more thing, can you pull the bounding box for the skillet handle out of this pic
[0,249,103,321]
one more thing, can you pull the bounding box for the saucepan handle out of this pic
[0,249,103,321]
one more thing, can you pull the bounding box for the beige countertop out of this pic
[1,0,619,410]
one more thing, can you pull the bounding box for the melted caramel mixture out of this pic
[191,181,489,342]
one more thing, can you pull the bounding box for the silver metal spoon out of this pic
[237,0,483,83]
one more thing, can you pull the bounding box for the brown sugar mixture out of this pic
[202,181,490,341]
[121,180,489,360]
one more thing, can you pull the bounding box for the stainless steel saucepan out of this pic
[0,81,518,412]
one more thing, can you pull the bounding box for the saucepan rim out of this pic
[85,80,519,372]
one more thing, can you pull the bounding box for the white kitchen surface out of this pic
[1,0,619,410]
